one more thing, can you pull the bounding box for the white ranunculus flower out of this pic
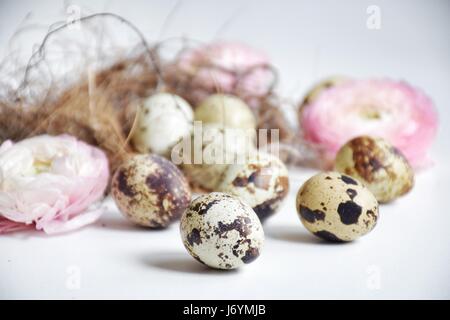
[0,134,109,234]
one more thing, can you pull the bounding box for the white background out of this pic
[0,0,449,299]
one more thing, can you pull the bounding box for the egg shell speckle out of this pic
[218,151,289,222]
[335,136,414,203]
[296,171,379,242]
[111,154,191,228]
[180,192,264,270]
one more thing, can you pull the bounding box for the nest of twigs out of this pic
[0,12,320,173]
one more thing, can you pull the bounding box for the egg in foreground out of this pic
[296,172,379,242]
[111,154,191,228]
[180,192,264,270]
[334,136,414,203]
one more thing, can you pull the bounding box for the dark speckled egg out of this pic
[296,171,379,242]
[217,151,289,223]
[180,192,264,270]
[111,154,191,228]
[335,136,414,203]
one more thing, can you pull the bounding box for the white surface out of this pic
[0,0,449,299]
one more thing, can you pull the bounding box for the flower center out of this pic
[360,105,382,120]
[33,159,52,174]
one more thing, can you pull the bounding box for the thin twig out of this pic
[20,12,163,91]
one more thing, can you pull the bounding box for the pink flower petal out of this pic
[177,41,274,104]
[0,134,109,234]
[300,79,438,168]
[0,216,32,233]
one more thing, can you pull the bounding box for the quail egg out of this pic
[180,192,264,270]
[334,136,414,203]
[111,154,191,228]
[195,94,256,131]
[182,124,256,190]
[296,171,379,242]
[131,93,193,157]
[217,151,289,223]
[300,76,348,108]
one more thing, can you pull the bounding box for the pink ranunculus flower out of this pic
[0,134,109,234]
[299,79,438,168]
[177,41,275,106]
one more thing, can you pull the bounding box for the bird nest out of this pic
[0,13,321,172]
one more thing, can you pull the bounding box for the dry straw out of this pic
[0,12,321,174]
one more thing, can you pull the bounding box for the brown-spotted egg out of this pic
[111,154,191,228]
[334,136,414,203]
[217,151,289,223]
[180,192,264,270]
[296,172,379,242]
[299,76,348,108]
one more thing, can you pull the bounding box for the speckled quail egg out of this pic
[334,136,414,203]
[217,151,289,223]
[180,192,264,270]
[296,171,379,242]
[182,123,256,190]
[131,93,193,157]
[195,94,256,130]
[111,154,191,228]
[300,76,348,108]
